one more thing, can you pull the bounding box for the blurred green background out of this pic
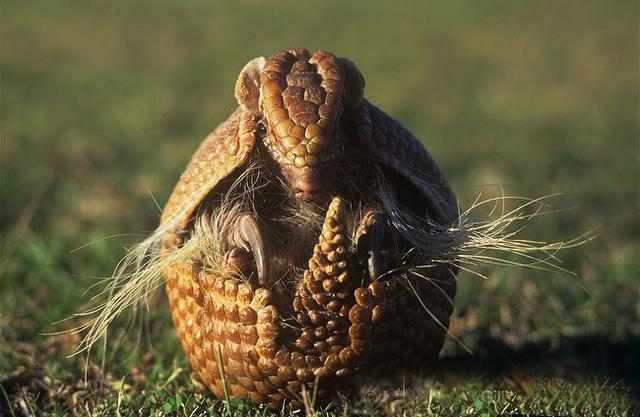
[1,0,638,415]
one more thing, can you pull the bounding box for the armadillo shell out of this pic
[164,197,456,409]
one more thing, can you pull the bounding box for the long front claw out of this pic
[235,214,270,285]
[356,211,398,282]
[367,250,385,282]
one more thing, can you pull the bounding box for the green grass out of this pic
[1,0,638,415]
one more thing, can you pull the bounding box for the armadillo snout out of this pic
[288,165,332,203]
[293,185,324,203]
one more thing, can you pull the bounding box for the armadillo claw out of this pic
[230,214,270,285]
[355,210,397,282]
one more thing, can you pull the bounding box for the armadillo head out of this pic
[234,49,365,203]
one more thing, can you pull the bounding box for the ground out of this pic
[1,1,638,416]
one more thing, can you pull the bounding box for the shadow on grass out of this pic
[436,333,640,384]
[351,333,639,415]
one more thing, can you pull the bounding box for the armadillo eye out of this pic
[256,120,268,139]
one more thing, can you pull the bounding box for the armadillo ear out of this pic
[235,57,266,112]
[339,57,365,109]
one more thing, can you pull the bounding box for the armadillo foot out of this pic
[224,247,253,277]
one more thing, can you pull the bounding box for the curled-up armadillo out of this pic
[161,49,459,409]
